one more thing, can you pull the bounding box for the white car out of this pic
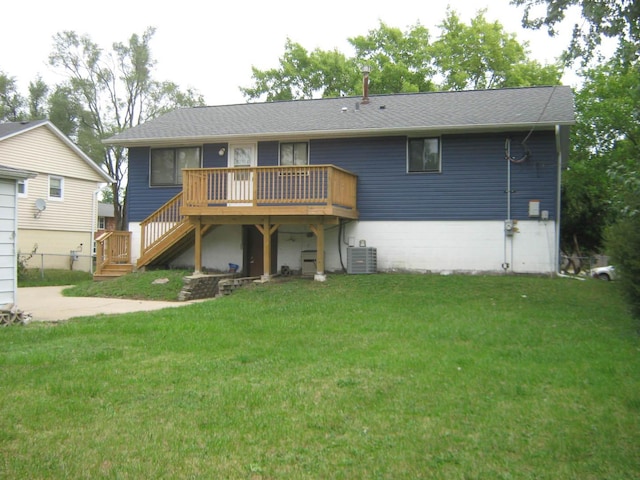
[591,265,616,281]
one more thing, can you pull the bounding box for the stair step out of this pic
[94,263,134,281]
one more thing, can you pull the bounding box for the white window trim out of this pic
[48,175,64,201]
[17,179,28,198]
[279,141,310,166]
[407,137,442,174]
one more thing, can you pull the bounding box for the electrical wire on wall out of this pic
[338,219,354,273]
[501,86,557,273]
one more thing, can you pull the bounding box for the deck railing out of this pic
[95,230,131,274]
[182,165,357,210]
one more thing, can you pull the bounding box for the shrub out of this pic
[606,193,640,318]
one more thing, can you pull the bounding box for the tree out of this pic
[432,9,561,90]
[560,47,639,256]
[606,191,640,318]
[241,13,562,102]
[27,77,49,120]
[510,0,640,63]
[241,39,358,101]
[349,22,435,94]
[0,72,26,122]
[48,28,204,229]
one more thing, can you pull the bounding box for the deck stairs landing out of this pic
[94,230,134,281]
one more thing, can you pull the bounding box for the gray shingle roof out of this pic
[106,86,575,146]
[0,119,49,140]
[0,119,113,183]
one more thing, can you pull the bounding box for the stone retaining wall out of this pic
[178,273,235,301]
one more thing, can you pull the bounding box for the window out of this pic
[408,138,441,173]
[98,216,106,230]
[49,176,64,199]
[280,142,309,166]
[150,147,201,186]
[17,179,27,197]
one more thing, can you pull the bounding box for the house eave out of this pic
[104,121,573,148]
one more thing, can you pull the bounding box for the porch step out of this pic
[93,263,134,281]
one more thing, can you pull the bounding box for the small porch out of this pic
[127,165,358,281]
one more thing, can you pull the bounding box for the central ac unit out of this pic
[347,247,377,274]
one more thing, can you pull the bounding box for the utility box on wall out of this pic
[347,247,377,274]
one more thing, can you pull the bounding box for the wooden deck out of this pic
[181,165,358,218]
[104,165,359,279]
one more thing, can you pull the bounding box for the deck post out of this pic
[194,218,202,274]
[310,223,326,282]
[257,218,280,282]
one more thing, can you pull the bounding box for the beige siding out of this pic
[17,176,100,232]
[18,229,95,273]
[0,125,107,234]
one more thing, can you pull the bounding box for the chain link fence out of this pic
[18,252,96,279]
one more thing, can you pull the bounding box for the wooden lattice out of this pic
[0,305,30,326]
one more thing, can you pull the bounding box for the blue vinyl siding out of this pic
[310,132,558,221]
[128,147,179,222]
[127,132,558,223]
[258,141,279,166]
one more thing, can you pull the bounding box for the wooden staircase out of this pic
[136,192,214,269]
[94,231,134,281]
[93,193,210,280]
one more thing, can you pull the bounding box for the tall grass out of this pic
[1,274,639,479]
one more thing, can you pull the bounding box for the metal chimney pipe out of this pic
[361,65,370,104]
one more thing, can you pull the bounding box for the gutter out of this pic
[103,122,571,148]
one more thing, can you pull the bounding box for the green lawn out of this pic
[18,268,93,287]
[2,274,639,479]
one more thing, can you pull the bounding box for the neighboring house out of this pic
[106,85,574,279]
[0,120,113,272]
[97,202,116,234]
[0,165,36,305]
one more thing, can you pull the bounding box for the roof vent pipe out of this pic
[361,65,370,104]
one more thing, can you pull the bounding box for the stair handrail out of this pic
[95,231,131,274]
[139,192,187,259]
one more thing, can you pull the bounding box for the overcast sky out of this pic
[2,0,582,106]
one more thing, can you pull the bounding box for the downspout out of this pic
[503,153,512,272]
[554,125,563,275]
[91,187,101,274]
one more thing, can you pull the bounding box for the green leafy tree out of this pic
[48,28,205,229]
[432,9,562,90]
[0,71,26,121]
[349,22,435,94]
[47,84,82,138]
[561,48,639,254]
[27,77,49,120]
[241,39,358,101]
[241,13,562,102]
[511,0,640,63]
[606,191,640,317]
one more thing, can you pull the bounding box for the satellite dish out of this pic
[35,198,47,211]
